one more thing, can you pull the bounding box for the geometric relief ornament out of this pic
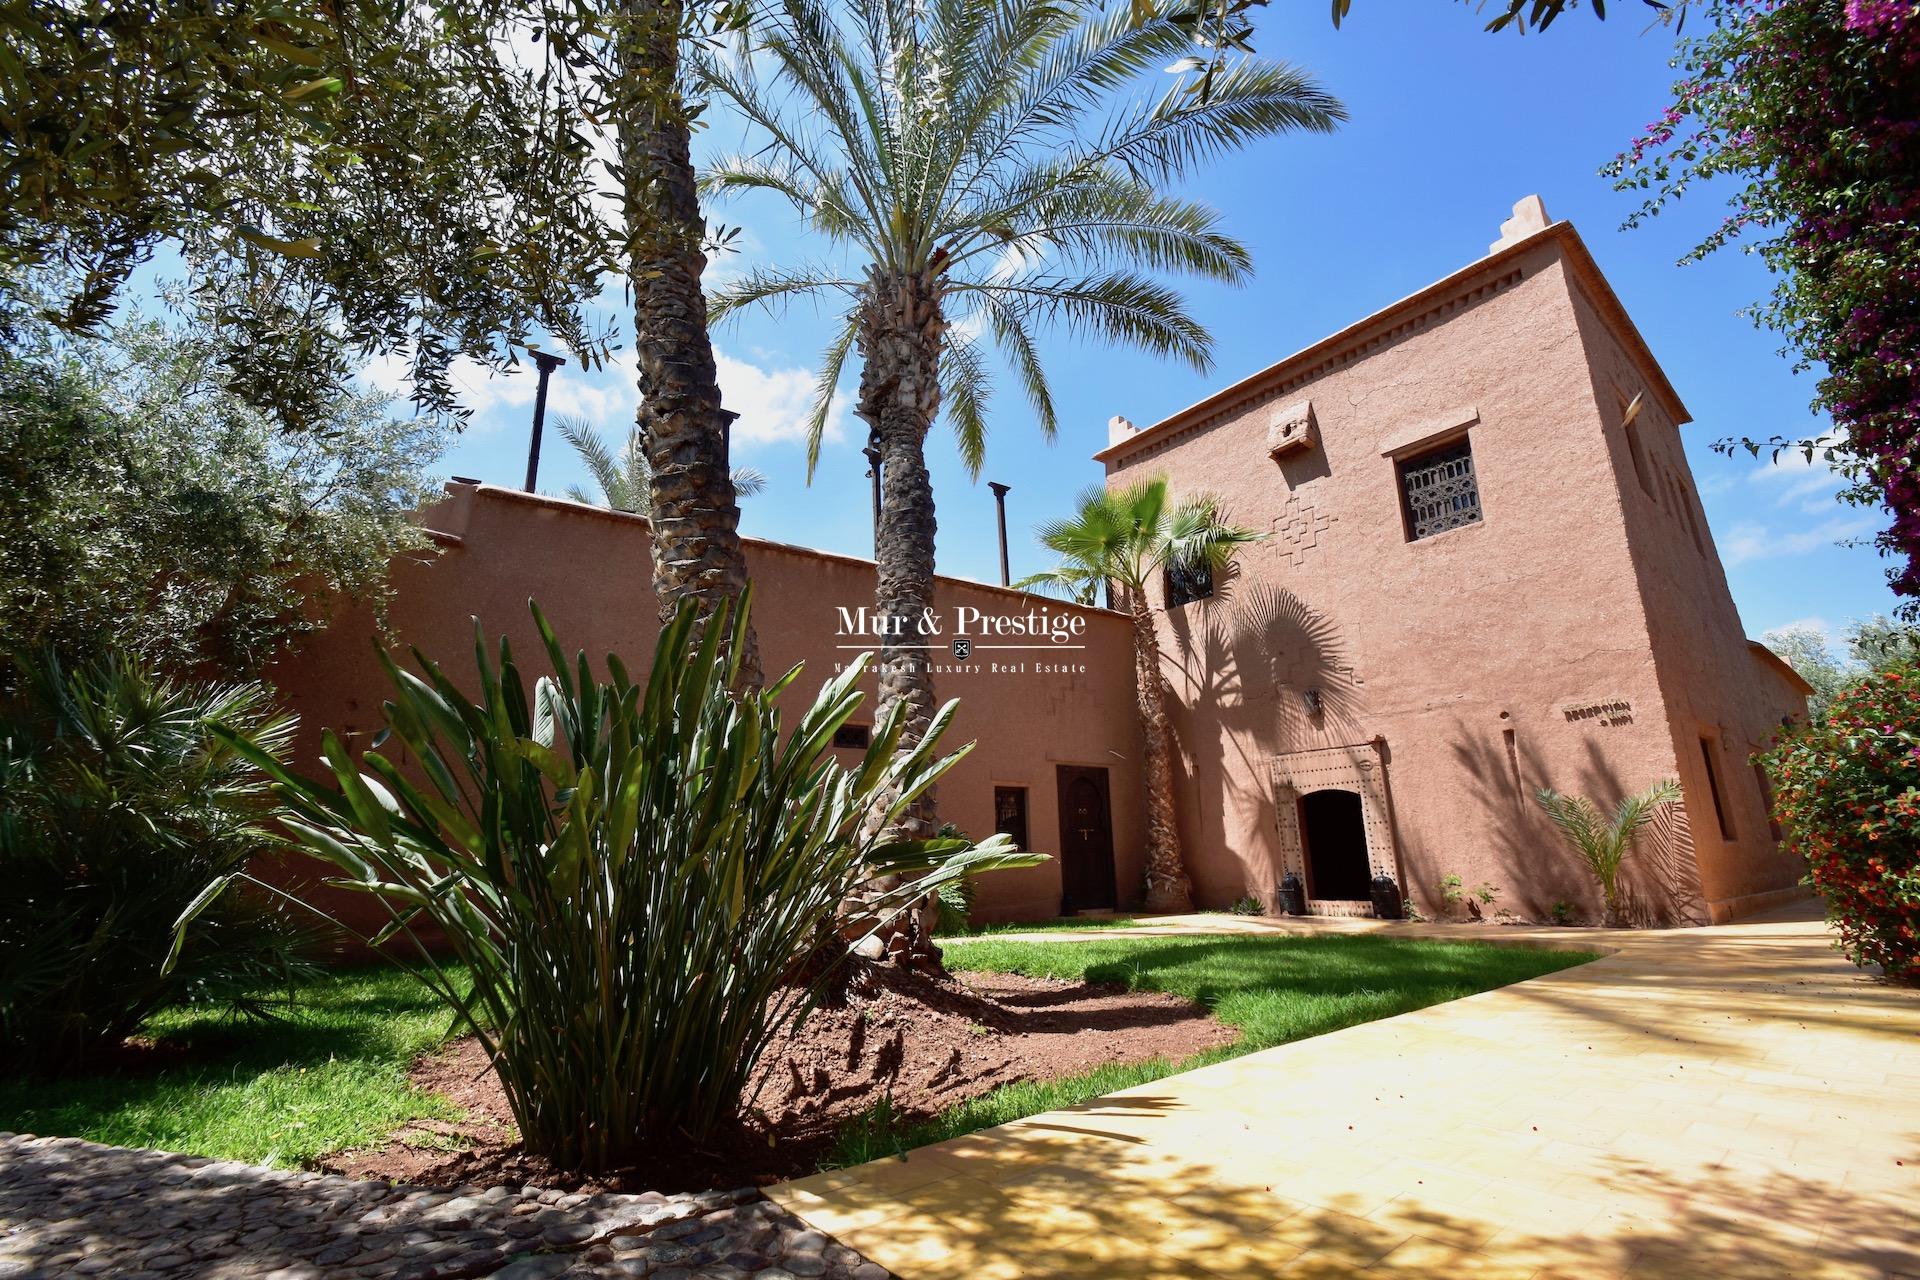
[1272,497,1336,569]
[1268,739,1399,910]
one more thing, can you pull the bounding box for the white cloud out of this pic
[715,349,848,446]
[1745,435,1850,514]
[360,351,542,432]
[1720,512,1878,567]
[364,344,845,448]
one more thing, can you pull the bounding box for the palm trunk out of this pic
[851,262,945,963]
[1130,595,1194,913]
[616,0,761,686]
[859,262,946,837]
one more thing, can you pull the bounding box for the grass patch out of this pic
[0,965,462,1167]
[936,916,1140,938]
[828,933,1595,1166]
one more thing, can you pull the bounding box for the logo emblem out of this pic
[951,636,972,661]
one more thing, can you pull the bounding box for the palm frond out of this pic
[1611,779,1684,843]
[804,311,861,480]
[1163,494,1265,576]
[1094,60,1347,183]
[707,265,854,326]
[556,416,628,509]
[1013,562,1105,607]
[939,333,991,477]
[979,295,1056,439]
[956,176,1253,283]
[960,271,1214,370]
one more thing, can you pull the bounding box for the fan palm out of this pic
[1535,779,1683,927]
[558,415,768,514]
[2,650,310,1071]
[697,0,1343,836]
[1019,475,1262,911]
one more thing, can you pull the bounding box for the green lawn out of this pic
[938,916,1142,937]
[0,935,1596,1175]
[0,966,459,1167]
[830,933,1596,1166]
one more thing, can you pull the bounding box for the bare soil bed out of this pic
[322,965,1233,1191]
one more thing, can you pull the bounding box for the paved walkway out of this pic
[0,1134,887,1280]
[769,903,1920,1279]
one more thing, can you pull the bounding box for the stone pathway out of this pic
[770,902,1920,1278]
[0,1134,888,1280]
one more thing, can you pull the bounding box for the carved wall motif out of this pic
[1272,498,1336,569]
[1268,740,1398,912]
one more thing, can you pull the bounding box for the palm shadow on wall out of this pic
[1445,726,1704,926]
[1156,577,1363,903]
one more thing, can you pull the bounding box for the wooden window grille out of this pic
[1399,438,1482,540]
[1165,558,1214,607]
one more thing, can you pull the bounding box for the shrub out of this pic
[1229,893,1264,916]
[0,309,443,676]
[1536,780,1682,928]
[931,822,977,935]
[0,652,310,1072]
[224,594,1040,1171]
[1762,664,1920,981]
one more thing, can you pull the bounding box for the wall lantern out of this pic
[1302,688,1324,717]
[1277,871,1307,916]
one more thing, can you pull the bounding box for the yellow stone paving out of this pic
[770,902,1920,1278]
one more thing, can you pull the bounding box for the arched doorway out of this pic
[1300,788,1371,902]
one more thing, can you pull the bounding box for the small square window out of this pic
[1398,437,1482,541]
[832,723,871,749]
[1165,558,1213,608]
[994,786,1030,851]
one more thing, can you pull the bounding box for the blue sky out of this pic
[402,0,1900,651]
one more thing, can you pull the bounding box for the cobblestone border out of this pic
[0,1134,889,1280]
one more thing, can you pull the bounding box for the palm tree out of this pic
[613,0,762,684]
[1535,779,1683,927]
[696,0,1343,834]
[1020,476,1262,912]
[558,415,768,514]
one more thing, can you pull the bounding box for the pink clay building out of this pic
[1097,197,1809,924]
[270,198,1808,930]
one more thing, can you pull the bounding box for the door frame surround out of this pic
[1269,740,1399,916]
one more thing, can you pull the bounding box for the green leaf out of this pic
[234,226,325,258]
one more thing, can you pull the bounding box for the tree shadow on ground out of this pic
[930,1109,1918,1276]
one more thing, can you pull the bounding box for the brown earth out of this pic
[321,966,1234,1192]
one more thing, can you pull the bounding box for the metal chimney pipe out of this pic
[988,481,1012,586]
[522,350,567,492]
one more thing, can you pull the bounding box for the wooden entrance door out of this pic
[1056,765,1116,913]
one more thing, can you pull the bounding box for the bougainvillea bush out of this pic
[1762,664,1920,981]
[1606,0,1920,612]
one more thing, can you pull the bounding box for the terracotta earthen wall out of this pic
[1098,220,1808,925]
[264,484,1146,930]
[1563,273,1810,920]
